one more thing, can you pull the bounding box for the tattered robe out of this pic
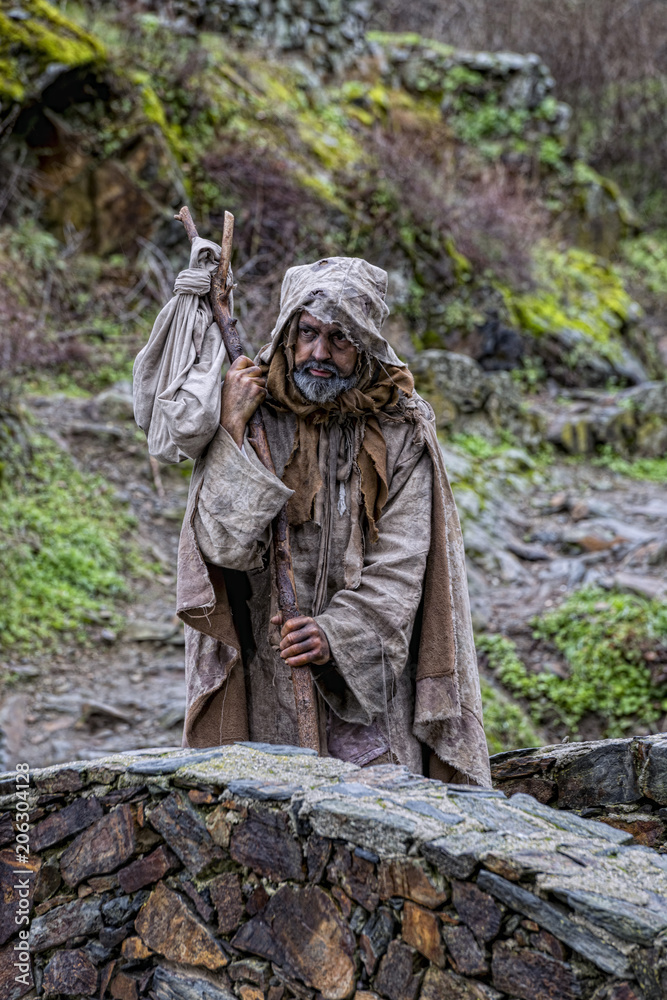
[134,250,491,786]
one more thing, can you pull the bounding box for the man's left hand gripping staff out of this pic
[271,615,331,667]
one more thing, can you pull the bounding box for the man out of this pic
[136,252,490,785]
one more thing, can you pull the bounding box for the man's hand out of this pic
[271,614,331,667]
[221,356,267,448]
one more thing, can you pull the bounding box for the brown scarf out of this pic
[261,324,415,542]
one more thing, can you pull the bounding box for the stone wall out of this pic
[371,33,568,125]
[135,0,372,73]
[491,734,667,851]
[2,742,667,1000]
[122,0,572,113]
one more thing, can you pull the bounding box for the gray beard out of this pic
[292,360,358,403]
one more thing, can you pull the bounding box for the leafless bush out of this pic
[203,144,345,344]
[370,0,667,222]
[373,123,547,286]
[0,306,89,392]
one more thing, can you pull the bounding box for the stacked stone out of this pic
[1,742,666,1000]
[133,0,372,73]
[371,35,570,128]
[492,734,667,851]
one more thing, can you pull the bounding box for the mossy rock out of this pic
[559,162,639,258]
[0,0,105,105]
[504,245,648,387]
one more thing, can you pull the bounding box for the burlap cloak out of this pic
[135,253,491,786]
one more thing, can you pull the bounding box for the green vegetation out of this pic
[0,432,140,651]
[620,231,667,298]
[504,245,639,367]
[449,92,564,163]
[478,588,667,737]
[480,677,542,754]
[592,446,667,484]
[446,433,550,488]
[0,0,105,102]
[449,432,515,461]
[510,356,547,393]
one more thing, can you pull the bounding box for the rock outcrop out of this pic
[2,742,667,999]
[412,349,542,446]
[546,382,667,458]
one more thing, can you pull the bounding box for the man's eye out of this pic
[332,334,346,345]
[299,329,316,340]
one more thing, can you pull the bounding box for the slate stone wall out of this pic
[491,734,667,851]
[372,34,568,124]
[1,742,666,1000]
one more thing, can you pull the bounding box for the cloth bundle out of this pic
[133,236,230,464]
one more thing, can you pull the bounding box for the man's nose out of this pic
[311,335,331,360]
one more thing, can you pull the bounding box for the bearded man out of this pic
[135,251,490,786]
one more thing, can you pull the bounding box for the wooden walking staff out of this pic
[175,206,320,753]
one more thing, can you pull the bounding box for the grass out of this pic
[0,430,140,652]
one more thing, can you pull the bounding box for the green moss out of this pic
[183,39,367,207]
[366,31,455,57]
[480,678,542,754]
[504,245,639,365]
[620,230,667,298]
[339,79,394,126]
[0,432,141,652]
[0,0,105,102]
[478,588,667,736]
[444,237,473,282]
[127,70,188,163]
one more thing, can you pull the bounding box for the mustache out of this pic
[296,359,343,376]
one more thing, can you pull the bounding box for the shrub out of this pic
[478,588,667,737]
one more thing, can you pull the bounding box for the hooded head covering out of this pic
[256,257,414,542]
[256,256,403,369]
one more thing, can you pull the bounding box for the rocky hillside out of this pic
[1,0,666,767]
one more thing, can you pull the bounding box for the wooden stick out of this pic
[174,206,320,753]
[149,455,166,501]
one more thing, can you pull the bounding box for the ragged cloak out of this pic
[133,250,491,786]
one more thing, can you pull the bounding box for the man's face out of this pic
[292,311,359,403]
